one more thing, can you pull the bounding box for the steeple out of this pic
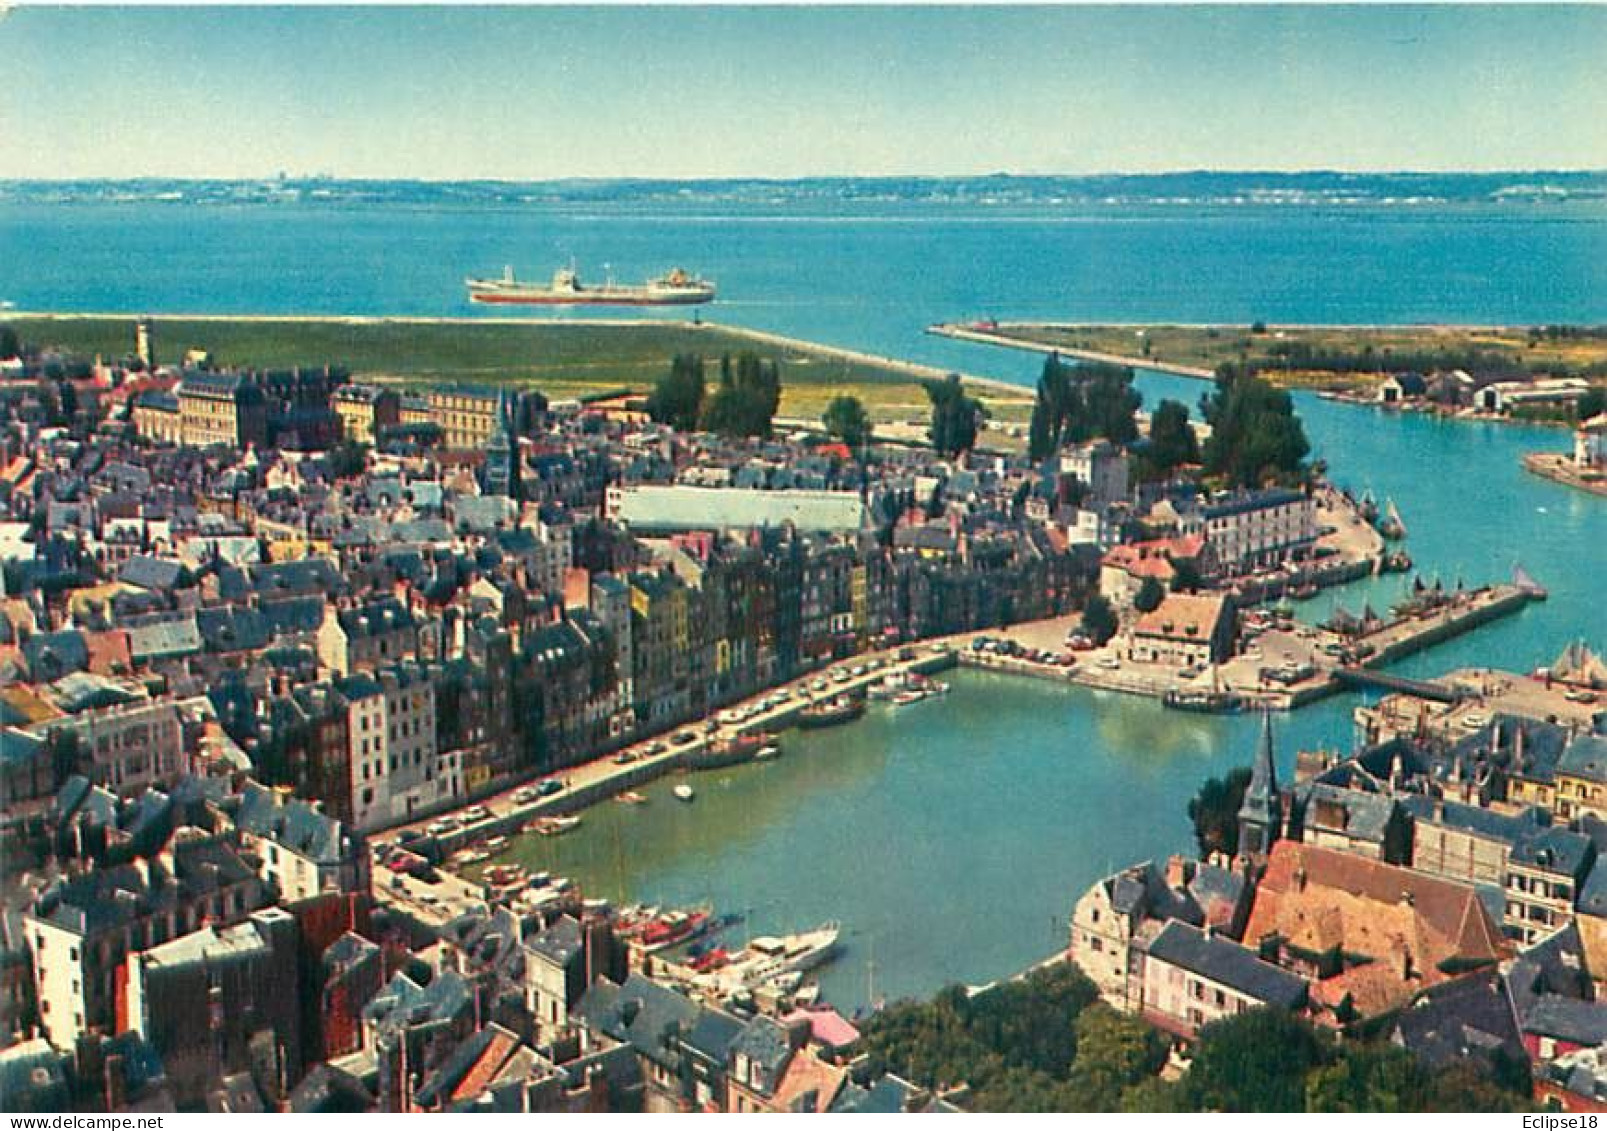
[1237,709,1282,859]
[482,390,519,499]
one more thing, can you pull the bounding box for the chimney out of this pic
[1165,855,1190,890]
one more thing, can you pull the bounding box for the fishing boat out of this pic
[483,835,508,851]
[639,906,715,953]
[1289,580,1320,601]
[674,784,696,802]
[453,849,489,866]
[1380,549,1413,573]
[1513,564,1549,600]
[754,743,781,762]
[1358,489,1380,524]
[616,791,649,805]
[796,695,865,729]
[890,688,927,706]
[1377,498,1407,540]
[1163,687,1244,714]
[465,264,715,306]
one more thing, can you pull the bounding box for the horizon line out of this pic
[6,168,1607,186]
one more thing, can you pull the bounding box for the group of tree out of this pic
[645,351,782,438]
[855,964,1166,1111]
[860,965,1530,1113]
[0,324,20,360]
[1199,363,1311,488]
[822,395,873,449]
[701,352,782,438]
[1028,354,1142,461]
[1143,1009,1530,1113]
[926,373,987,456]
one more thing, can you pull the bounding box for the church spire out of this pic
[1237,709,1282,859]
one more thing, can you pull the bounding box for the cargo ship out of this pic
[465,264,715,306]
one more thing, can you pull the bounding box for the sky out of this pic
[1,5,1604,180]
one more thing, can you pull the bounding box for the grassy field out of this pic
[9,314,1032,425]
[978,322,1607,388]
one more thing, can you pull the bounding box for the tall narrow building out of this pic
[482,390,520,499]
[1237,709,1282,859]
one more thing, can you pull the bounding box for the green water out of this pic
[495,379,1605,1011]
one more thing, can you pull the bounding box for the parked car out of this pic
[537,779,564,797]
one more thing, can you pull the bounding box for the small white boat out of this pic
[674,784,696,802]
[754,744,781,762]
[530,815,582,836]
[483,836,508,851]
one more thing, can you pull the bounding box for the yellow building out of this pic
[332,384,400,445]
[175,373,267,449]
[1555,734,1607,823]
[131,391,183,445]
[427,388,502,451]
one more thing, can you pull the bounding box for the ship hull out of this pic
[469,290,713,306]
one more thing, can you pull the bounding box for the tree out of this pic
[1306,1043,1433,1113]
[1186,765,1252,857]
[1029,353,1075,461]
[1577,386,1606,420]
[822,395,872,449]
[701,351,782,438]
[1145,399,1200,477]
[1170,558,1203,593]
[1065,1004,1169,1110]
[1133,576,1166,613]
[1079,362,1141,446]
[0,324,20,359]
[1079,594,1119,646]
[1183,1009,1322,1112]
[1200,366,1310,487]
[646,353,706,430]
[926,373,985,456]
[326,439,369,480]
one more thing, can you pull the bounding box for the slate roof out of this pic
[119,555,189,593]
[1146,920,1308,1009]
[1392,971,1524,1072]
[525,915,584,969]
[126,615,202,662]
[1523,995,1607,1046]
[1560,734,1607,786]
[728,1014,795,1091]
[234,781,351,865]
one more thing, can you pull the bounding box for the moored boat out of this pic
[754,743,781,761]
[796,696,865,729]
[689,732,767,770]
[617,790,649,805]
[531,815,582,837]
[673,784,695,802]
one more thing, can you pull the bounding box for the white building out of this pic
[336,664,458,831]
[1059,441,1131,509]
[1575,413,1607,470]
[1183,488,1316,573]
